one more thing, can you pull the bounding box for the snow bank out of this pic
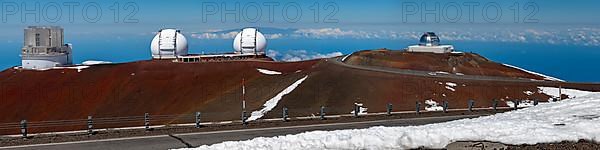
[82,60,112,65]
[247,76,308,121]
[180,91,600,150]
[503,64,564,82]
[257,68,282,75]
[538,86,595,99]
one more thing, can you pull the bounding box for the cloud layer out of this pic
[189,27,600,47]
[267,50,343,62]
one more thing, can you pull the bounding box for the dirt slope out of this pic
[343,49,546,80]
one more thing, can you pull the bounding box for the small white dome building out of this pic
[407,32,454,53]
[151,29,188,59]
[233,27,266,55]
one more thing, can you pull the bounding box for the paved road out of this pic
[1,115,482,150]
[329,57,564,84]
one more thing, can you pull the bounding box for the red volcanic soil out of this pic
[0,59,316,133]
[0,50,599,134]
[343,49,546,80]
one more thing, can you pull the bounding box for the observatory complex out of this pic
[21,26,73,70]
[150,27,268,62]
[406,32,454,53]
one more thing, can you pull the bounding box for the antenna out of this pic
[242,78,246,110]
[241,78,247,126]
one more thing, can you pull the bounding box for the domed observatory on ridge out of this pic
[233,27,267,56]
[150,29,189,59]
[406,32,454,53]
[21,26,73,70]
[158,27,270,63]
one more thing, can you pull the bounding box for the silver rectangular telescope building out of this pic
[21,26,73,70]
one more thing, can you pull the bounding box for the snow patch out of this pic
[183,91,600,150]
[349,103,368,115]
[524,91,534,96]
[424,100,443,111]
[429,71,450,76]
[257,68,282,75]
[341,54,351,62]
[443,82,457,92]
[52,66,90,72]
[445,82,457,87]
[445,86,456,92]
[82,60,112,65]
[247,76,308,121]
[505,100,536,108]
[503,64,564,82]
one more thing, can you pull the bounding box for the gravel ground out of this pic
[507,140,600,150]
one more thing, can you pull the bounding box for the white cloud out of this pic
[265,33,283,39]
[294,28,360,38]
[267,50,343,62]
[191,31,239,39]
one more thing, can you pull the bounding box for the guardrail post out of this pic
[353,104,359,118]
[492,99,498,112]
[320,106,326,120]
[195,112,201,128]
[87,116,93,136]
[282,107,289,122]
[442,100,448,113]
[20,120,27,139]
[386,103,392,116]
[512,100,519,110]
[241,111,247,127]
[533,99,539,106]
[416,101,421,114]
[468,100,474,112]
[144,113,150,131]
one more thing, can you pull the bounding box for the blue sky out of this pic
[2,0,599,32]
[1,0,600,81]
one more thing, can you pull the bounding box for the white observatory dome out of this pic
[151,29,189,59]
[233,27,267,55]
[419,32,440,46]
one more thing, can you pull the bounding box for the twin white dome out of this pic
[151,29,188,59]
[150,27,267,59]
[233,27,267,55]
